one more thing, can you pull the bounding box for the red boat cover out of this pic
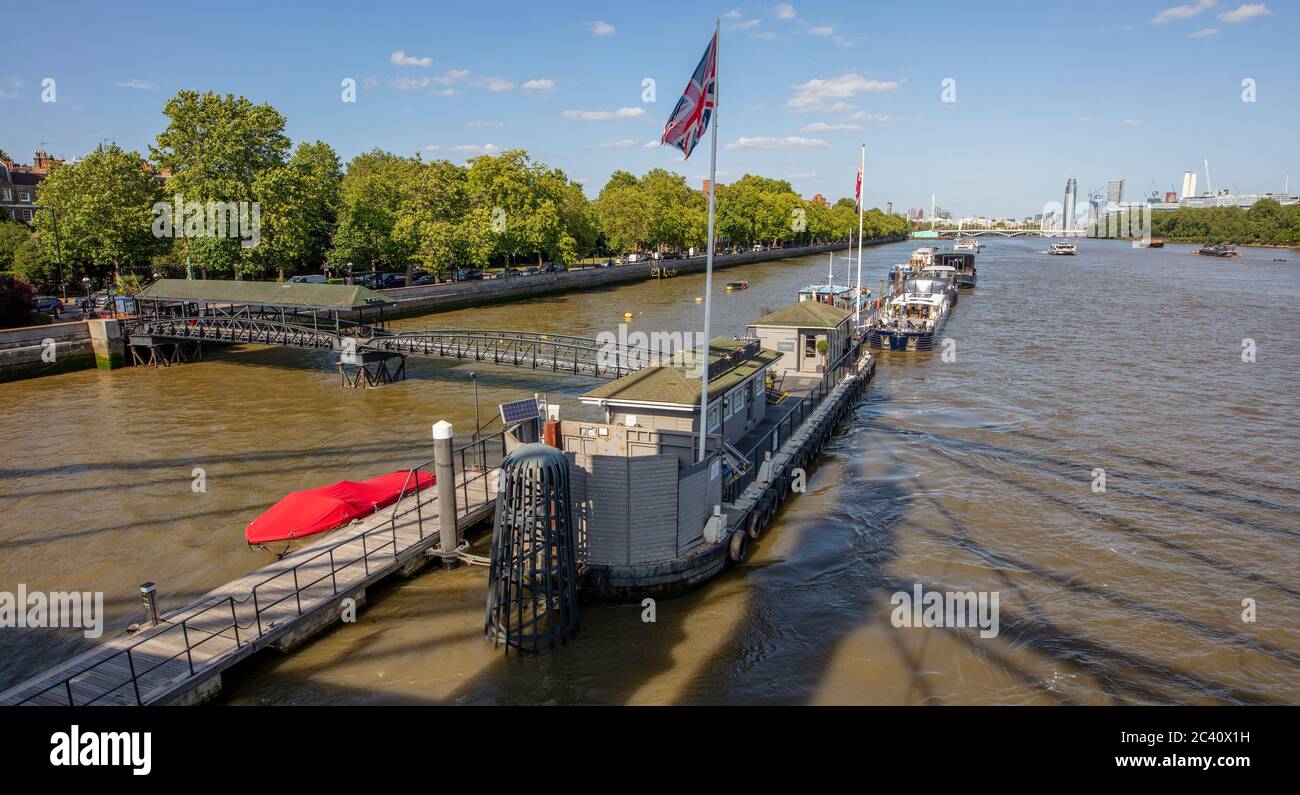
[245,470,435,545]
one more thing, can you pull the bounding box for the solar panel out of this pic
[499,398,541,425]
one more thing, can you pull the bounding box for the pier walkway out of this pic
[0,447,502,706]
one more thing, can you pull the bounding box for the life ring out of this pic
[728,530,749,563]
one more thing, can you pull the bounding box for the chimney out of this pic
[32,150,54,173]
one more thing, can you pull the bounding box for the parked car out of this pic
[287,274,328,284]
[597,259,615,268]
[661,251,683,260]
[499,267,520,278]
[519,267,538,277]
[35,296,63,316]
[752,244,765,252]
[412,273,435,286]
[626,252,648,263]
[381,273,406,288]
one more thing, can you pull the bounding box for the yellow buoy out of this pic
[624,312,634,319]
[695,297,703,303]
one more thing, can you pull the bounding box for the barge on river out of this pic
[570,299,873,596]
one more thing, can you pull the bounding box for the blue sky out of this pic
[2,0,1295,217]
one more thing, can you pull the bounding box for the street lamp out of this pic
[32,205,66,301]
[470,371,481,441]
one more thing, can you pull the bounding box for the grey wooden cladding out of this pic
[570,453,686,566]
[627,457,679,563]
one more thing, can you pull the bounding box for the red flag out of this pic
[855,163,863,208]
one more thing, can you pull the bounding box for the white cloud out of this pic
[788,73,899,112]
[753,31,777,40]
[725,136,828,150]
[435,69,470,85]
[1151,0,1215,24]
[362,76,379,89]
[774,3,797,20]
[644,140,662,149]
[723,8,743,17]
[424,143,502,155]
[1189,27,1220,36]
[390,49,433,67]
[561,106,647,120]
[588,20,616,36]
[468,120,503,128]
[1219,3,1271,22]
[473,76,515,92]
[734,18,761,29]
[599,138,639,149]
[846,112,911,122]
[809,25,835,36]
[114,79,157,90]
[0,78,20,100]
[787,172,817,179]
[801,121,862,131]
[521,78,555,91]
[826,101,856,113]
[1121,119,1144,125]
[392,76,433,91]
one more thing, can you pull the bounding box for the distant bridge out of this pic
[127,315,650,380]
[920,229,1090,238]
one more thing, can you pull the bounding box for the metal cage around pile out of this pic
[484,443,580,655]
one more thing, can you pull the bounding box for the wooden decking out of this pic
[0,469,499,706]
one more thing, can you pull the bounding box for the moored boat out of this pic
[954,238,982,252]
[868,292,949,351]
[725,280,749,291]
[935,251,977,289]
[1048,240,1077,255]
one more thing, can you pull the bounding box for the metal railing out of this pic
[13,429,510,707]
[15,595,242,706]
[722,340,866,503]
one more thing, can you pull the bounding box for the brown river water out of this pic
[1,238,1297,705]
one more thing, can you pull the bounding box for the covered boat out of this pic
[245,470,435,545]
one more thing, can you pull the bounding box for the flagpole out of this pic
[697,17,719,464]
[855,144,865,330]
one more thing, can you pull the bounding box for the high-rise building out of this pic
[1181,171,1198,199]
[1063,178,1077,232]
[1106,180,1125,205]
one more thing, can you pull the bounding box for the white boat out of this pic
[954,239,981,252]
[1048,241,1078,255]
[909,247,939,268]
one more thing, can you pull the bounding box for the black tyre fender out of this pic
[729,530,749,563]
[746,508,763,540]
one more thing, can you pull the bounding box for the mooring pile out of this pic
[484,443,580,654]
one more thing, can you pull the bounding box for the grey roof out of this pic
[136,279,393,310]
[749,300,851,329]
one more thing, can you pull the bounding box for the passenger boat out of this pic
[725,280,749,291]
[910,246,939,268]
[1048,241,1077,255]
[1196,243,1239,257]
[245,470,435,546]
[934,251,976,289]
[953,238,982,252]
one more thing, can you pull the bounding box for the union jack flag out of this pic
[660,31,718,160]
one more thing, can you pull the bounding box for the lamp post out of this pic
[33,205,66,301]
[470,371,481,441]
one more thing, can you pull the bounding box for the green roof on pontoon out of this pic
[135,279,393,311]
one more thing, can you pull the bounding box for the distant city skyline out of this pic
[1,0,1295,218]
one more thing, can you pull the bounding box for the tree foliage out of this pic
[33,145,165,281]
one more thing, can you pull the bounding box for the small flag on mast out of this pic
[855,162,863,209]
[660,31,719,160]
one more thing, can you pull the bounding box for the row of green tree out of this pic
[1148,200,1300,246]
[1,90,908,292]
